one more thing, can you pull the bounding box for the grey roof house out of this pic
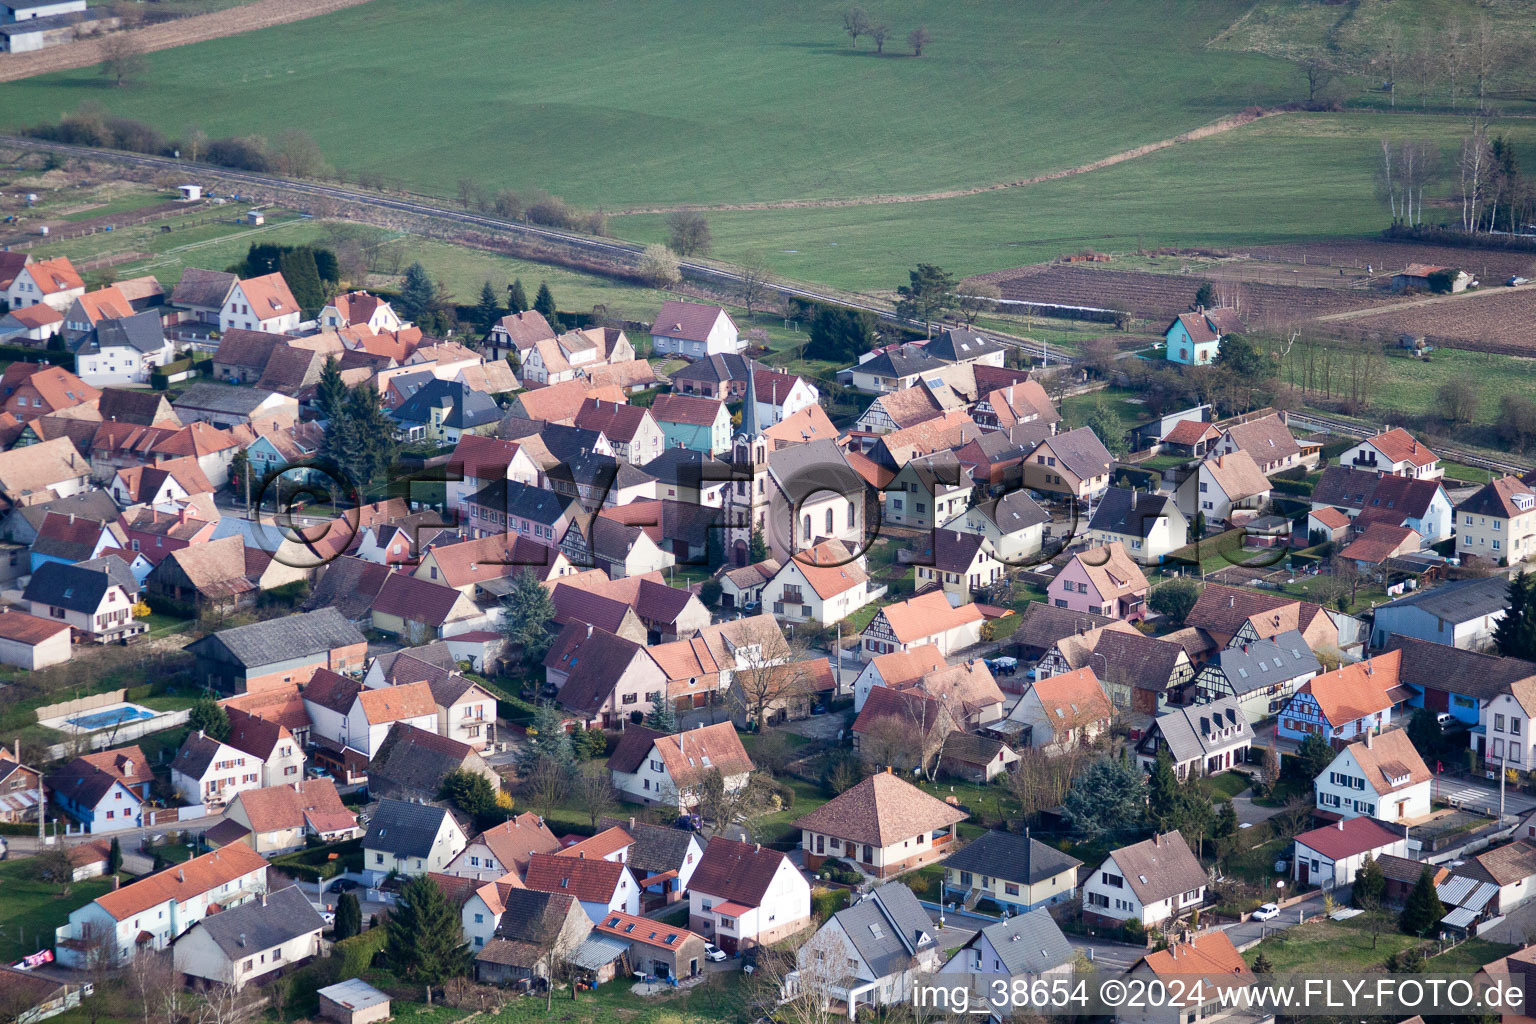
[171,885,325,990]
[1190,628,1321,724]
[185,607,366,694]
[940,830,1082,915]
[791,884,940,1017]
[1369,575,1511,650]
[1135,697,1253,780]
[938,907,1074,982]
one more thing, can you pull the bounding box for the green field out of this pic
[0,0,1296,209]
[0,858,118,963]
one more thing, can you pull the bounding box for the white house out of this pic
[1292,817,1407,888]
[172,886,325,991]
[860,590,983,659]
[320,291,403,333]
[524,851,640,922]
[1339,428,1442,480]
[21,561,138,641]
[607,722,754,810]
[1368,576,1510,651]
[1478,681,1536,777]
[219,273,301,335]
[3,256,83,313]
[303,672,439,761]
[852,646,946,713]
[761,541,877,624]
[71,311,174,387]
[1316,729,1431,822]
[1176,452,1271,526]
[688,837,811,953]
[362,799,468,885]
[1134,698,1253,780]
[169,731,264,809]
[786,884,940,1020]
[650,301,742,357]
[54,844,269,967]
[942,490,1048,566]
[1081,831,1207,928]
[999,667,1114,755]
[444,812,562,882]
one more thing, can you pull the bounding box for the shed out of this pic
[318,978,391,1024]
[246,211,265,226]
[178,185,203,202]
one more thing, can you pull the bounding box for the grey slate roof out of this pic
[170,268,238,311]
[393,379,501,430]
[174,382,285,417]
[184,885,323,957]
[941,830,1082,887]
[368,724,479,800]
[598,816,700,875]
[971,908,1074,974]
[363,798,454,859]
[1089,488,1177,539]
[499,418,606,463]
[1042,426,1113,482]
[467,479,571,526]
[831,884,936,979]
[170,732,225,781]
[853,346,949,379]
[77,555,139,597]
[1209,629,1320,695]
[1381,635,1536,701]
[1374,575,1511,625]
[970,490,1049,535]
[768,439,863,507]
[925,328,1007,364]
[1147,697,1252,764]
[188,607,364,669]
[641,448,726,489]
[73,310,165,357]
[21,560,120,614]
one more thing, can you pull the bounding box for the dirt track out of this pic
[614,109,1276,214]
[0,0,377,83]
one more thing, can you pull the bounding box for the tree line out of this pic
[840,7,931,56]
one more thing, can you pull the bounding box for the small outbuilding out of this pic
[318,978,391,1024]
[178,185,203,202]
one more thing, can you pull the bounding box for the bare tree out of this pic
[1007,747,1078,818]
[197,982,258,1024]
[638,244,681,288]
[841,7,870,48]
[859,715,921,774]
[33,840,75,897]
[274,129,326,179]
[1438,377,1479,424]
[757,927,856,1024]
[1458,123,1494,231]
[1443,19,1467,110]
[1301,57,1335,105]
[696,767,773,837]
[1377,21,1402,109]
[572,760,618,830]
[729,623,811,729]
[1408,28,1439,110]
[955,282,1000,325]
[870,22,890,54]
[100,33,147,88]
[127,950,179,1024]
[665,210,712,256]
[522,757,569,820]
[1470,16,1503,114]
[184,127,208,164]
[907,26,931,56]
[737,250,775,317]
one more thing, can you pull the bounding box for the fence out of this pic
[39,709,191,762]
[34,688,127,724]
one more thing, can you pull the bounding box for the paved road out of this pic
[1219,888,1330,950]
[0,136,1080,368]
[1433,774,1536,818]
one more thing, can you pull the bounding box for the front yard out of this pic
[1243,913,1424,973]
[0,857,119,963]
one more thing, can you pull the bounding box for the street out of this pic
[1432,773,1536,819]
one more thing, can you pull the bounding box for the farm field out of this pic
[0,0,1294,208]
[1286,343,1536,425]
[1325,287,1536,353]
[611,112,1536,292]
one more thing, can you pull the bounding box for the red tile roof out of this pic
[523,851,626,902]
[1294,816,1402,861]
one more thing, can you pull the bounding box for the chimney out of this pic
[68,513,74,525]
[111,874,120,890]
[755,843,761,853]
[586,623,593,638]
[578,851,585,859]
[1337,819,1345,831]
[629,816,635,831]
[198,730,205,740]
[1365,730,1373,748]
[1153,833,1161,846]
[1229,596,1234,608]
[1130,489,1137,510]
[177,869,185,882]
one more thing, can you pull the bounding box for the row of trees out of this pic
[840,7,931,56]
[1378,125,1531,236]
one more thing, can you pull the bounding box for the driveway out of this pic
[1219,888,1330,950]
[1468,897,1536,946]
[1232,789,1283,827]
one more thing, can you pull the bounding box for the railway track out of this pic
[0,136,1077,365]
[1286,411,1530,477]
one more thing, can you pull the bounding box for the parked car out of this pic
[313,906,336,926]
[329,878,361,893]
[703,942,728,963]
[810,704,827,716]
[1252,903,1280,922]
[1508,276,1529,287]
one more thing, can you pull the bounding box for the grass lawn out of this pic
[1244,913,1423,973]
[1203,772,1251,801]
[1061,387,1146,439]
[1427,937,1519,974]
[0,858,116,962]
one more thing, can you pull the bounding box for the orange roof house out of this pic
[1277,649,1405,742]
[860,589,984,657]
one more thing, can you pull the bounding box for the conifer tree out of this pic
[384,875,472,1004]
[1399,866,1445,936]
[533,281,558,328]
[474,281,502,335]
[507,278,529,314]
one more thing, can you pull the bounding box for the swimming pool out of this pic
[67,705,157,732]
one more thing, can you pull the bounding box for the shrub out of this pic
[1121,917,1147,945]
[812,889,850,921]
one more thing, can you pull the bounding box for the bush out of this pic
[816,859,862,886]
[204,136,273,172]
[812,889,850,921]
[1121,917,1147,945]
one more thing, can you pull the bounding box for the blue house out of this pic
[1275,651,1401,745]
[1164,307,1243,366]
[245,424,325,487]
[45,745,153,834]
[649,393,731,455]
[1383,634,1536,727]
[28,511,123,572]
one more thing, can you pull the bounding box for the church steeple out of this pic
[740,358,761,438]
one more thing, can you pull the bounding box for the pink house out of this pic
[1045,542,1150,622]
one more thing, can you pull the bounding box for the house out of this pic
[1338,522,1421,571]
[688,837,811,952]
[861,589,984,658]
[1306,505,1353,546]
[0,609,71,669]
[1340,428,1442,480]
[456,480,574,547]
[1177,452,1271,526]
[913,530,1004,605]
[974,378,1061,432]
[305,673,439,765]
[853,386,944,435]
[392,379,501,445]
[942,490,1048,565]
[362,799,468,884]
[0,966,83,1023]
[1081,831,1207,927]
[170,268,238,325]
[1392,263,1471,293]
[1119,931,1253,1024]
[1457,476,1536,566]
[998,666,1114,755]
[852,646,948,712]
[1190,629,1321,724]
[70,310,174,386]
[1370,576,1510,650]
[221,779,356,854]
[1453,840,1536,915]
[786,884,939,1019]
[0,302,64,344]
[795,771,966,879]
[1046,542,1149,622]
[54,844,269,966]
[0,436,92,513]
[903,657,1006,728]
[1311,467,1454,544]
[367,723,498,803]
[594,910,709,982]
[1135,698,1253,779]
[519,327,635,386]
[884,451,972,530]
[1021,426,1113,499]
[1159,417,1222,459]
[851,686,960,774]
[487,309,557,361]
[172,885,324,990]
[607,722,754,809]
[22,559,140,641]
[940,830,1081,915]
[445,812,562,881]
[650,300,742,357]
[2,256,83,313]
[320,291,402,333]
[845,344,949,394]
[1473,678,1536,775]
[219,273,301,334]
[1276,649,1406,744]
[170,731,264,809]
[573,398,664,465]
[369,572,482,641]
[221,707,304,788]
[650,393,732,455]
[505,378,628,425]
[0,747,42,826]
[1185,583,1339,652]
[597,815,707,907]
[1214,412,1305,475]
[172,382,298,430]
[1381,637,1536,735]
[543,623,666,729]
[761,540,876,624]
[445,875,525,951]
[187,608,367,695]
[750,366,819,427]
[0,365,99,422]
[764,439,868,561]
[936,910,1074,1017]
[1293,817,1408,887]
[473,890,592,986]
[1317,728,1431,822]
[524,851,640,922]
[1163,307,1242,366]
[1087,488,1188,564]
[28,510,125,570]
[318,979,391,1024]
